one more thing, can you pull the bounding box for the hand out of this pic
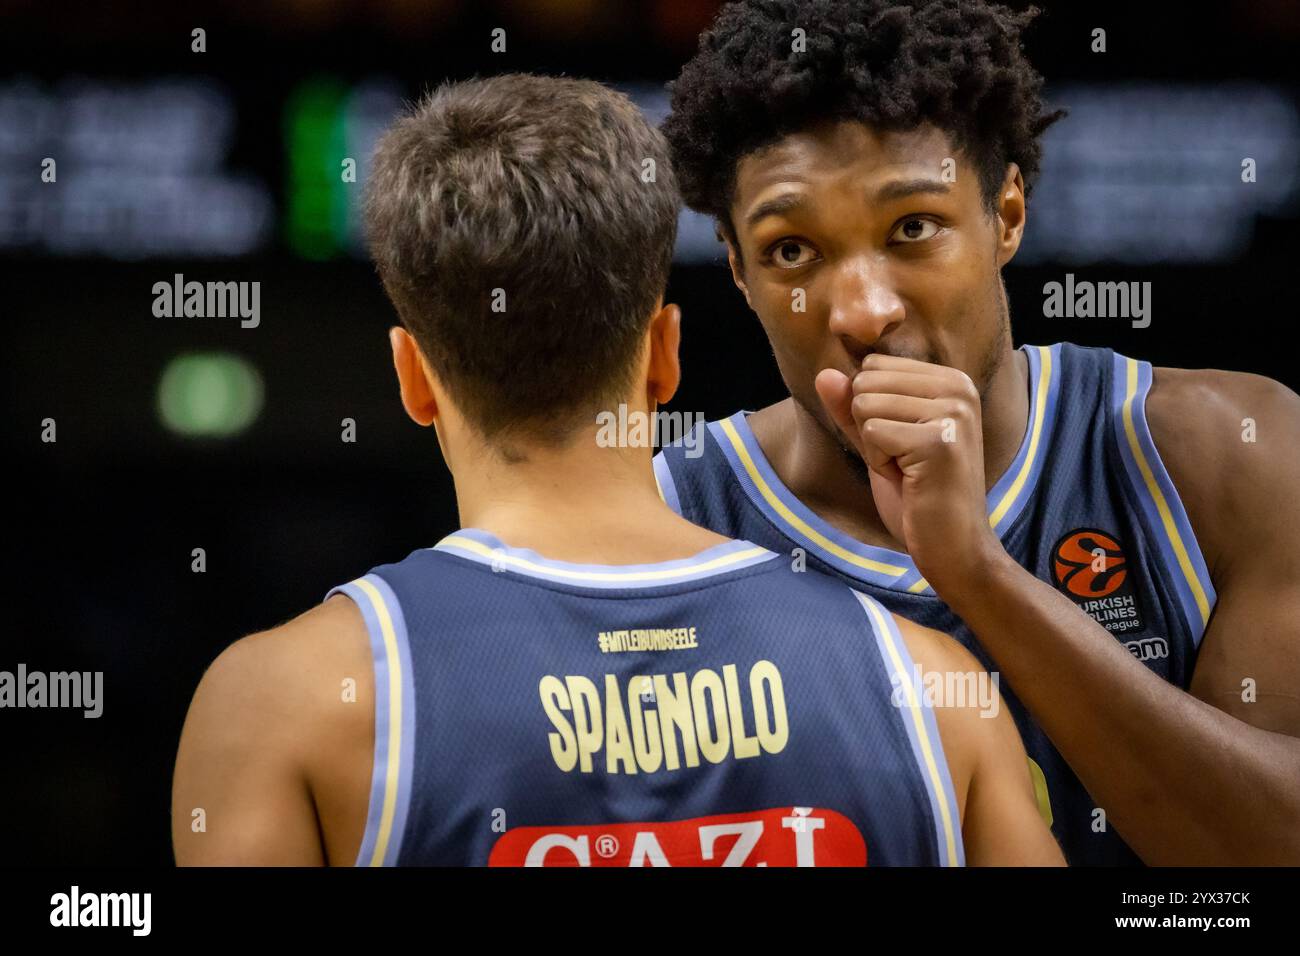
[815,354,1004,591]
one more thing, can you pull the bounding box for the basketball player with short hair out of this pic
[656,0,1300,865]
[171,74,1062,866]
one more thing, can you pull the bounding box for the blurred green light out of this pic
[158,353,264,438]
[284,76,349,260]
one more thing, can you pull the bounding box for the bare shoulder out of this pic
[173,596,373,864]
[1146,366,1300,470]
[205,596,371,698]
[189,595,373,767]
[1146,366,1300,576]
[892,612,983,674]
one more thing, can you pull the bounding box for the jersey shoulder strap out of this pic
[1102,346,1217,643]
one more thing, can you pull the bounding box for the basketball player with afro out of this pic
[655,0,1300,864]
[172,74,1062,866]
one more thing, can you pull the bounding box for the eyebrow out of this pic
[872,178,952,203]
[744,192,805,230]
[743,178,953,230]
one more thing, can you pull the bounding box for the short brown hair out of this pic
[364,74,680,444]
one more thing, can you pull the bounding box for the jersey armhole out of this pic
[850,590,966,867]
[324,574,416,866]
[1108,353,1217,646]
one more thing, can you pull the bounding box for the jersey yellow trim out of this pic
[353,577,404,867]
[438,535,769,582]
[718,418,909,577]
[988,345,1053,529]
[1027,757,1054,827]
[860,596,960,866]
[1120,358,1212,627]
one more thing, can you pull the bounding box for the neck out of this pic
[768,347,1030,548]
[450,427,724,563]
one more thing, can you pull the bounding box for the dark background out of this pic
[2,0,1298,865]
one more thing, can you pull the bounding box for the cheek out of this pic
[911,238,993,319]
[926,266,1006,367]
[751,282,829,362]
[751,294,850,409]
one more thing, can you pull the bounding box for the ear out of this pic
[724,234,753,309]
[646,301,682,406]
[994,164,1027,267]
[389,326,439,426]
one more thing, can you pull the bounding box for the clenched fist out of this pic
[816,354,1004,593]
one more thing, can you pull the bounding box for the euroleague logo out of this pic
[1050,528,1145,634]
[1052,528,1127,598]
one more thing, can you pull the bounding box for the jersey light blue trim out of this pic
[1109,353,1217,645]
[325,574,416,866]
[854,590,965,866]
[432,528,776,589]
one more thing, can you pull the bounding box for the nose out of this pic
[826,257,905,361]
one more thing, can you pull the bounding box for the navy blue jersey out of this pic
[654,342,1216,866]
[327,528,965,867]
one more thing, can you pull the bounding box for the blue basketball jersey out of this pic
[327,528,965,866]
[654,342,1216,866]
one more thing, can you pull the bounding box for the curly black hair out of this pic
[663,0,1066,237]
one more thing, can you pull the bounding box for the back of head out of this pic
[365,74,680,446]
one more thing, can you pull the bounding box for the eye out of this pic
[891,218,941,243]
[767,239,818,269]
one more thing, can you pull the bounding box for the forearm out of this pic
[939,551,1300,864]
